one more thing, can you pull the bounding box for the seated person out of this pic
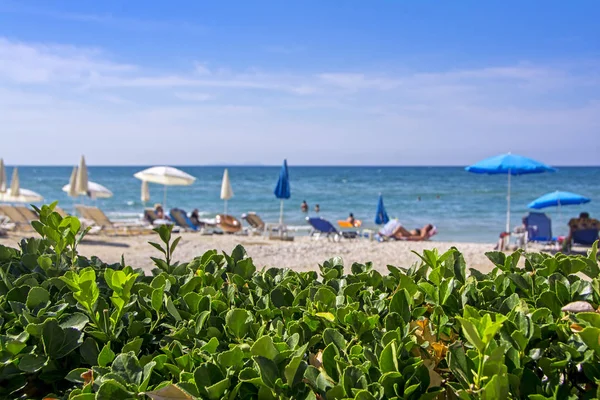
[565,212,600,246]
[347,213,356,226]
[154,204,170,221]
[190,209,204,227]
[379,220,435,240]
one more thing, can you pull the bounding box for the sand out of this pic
[0,231,498,275]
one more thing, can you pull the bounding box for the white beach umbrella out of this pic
[62,181,113,199]
[9,168,20,197]
[0,159,6,193]
[134,166,195,209]
[67,166,78,197]
[220,168,233,214]
[75,155,89,195]
[141,180,150,203]
[0,188,44,203]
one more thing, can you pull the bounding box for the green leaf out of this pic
[253,356,279,389]
[389,289,411,324]
[580,327,600,355]
[537,291,562,318]
[111,352,143,386]
[322,343,339,382]
[122,337,144,356]
[26,286,50,309]
[379,340,399,373]
[323,328,346,350]
[225,308,252,339]
[96,379,134,400]
[201,337,220,354]
[342,366,367,396]
[165,296,182,321]
[151,287,163,312]
[145,384,194,400]
[42,318,84,359]
[18,353,48,372]
[217,346,245,369]
[79,337,99,366]
[98,342,116,367]
[60,312,89,331]
[284,355,306,387]
[251,335,279,361]
[457,317,485,353]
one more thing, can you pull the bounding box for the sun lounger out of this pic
[169,208,198,231]
[216,214,242,234]
[76,205,152,235]
[572,229,599,247]
[307,217,358,241]
[241,212,272,235]
[0,205,35,231]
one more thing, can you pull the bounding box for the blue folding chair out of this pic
[170,208,198,231]
[524,212,553,243]
[306,217,359,241]
[572,229,599,246]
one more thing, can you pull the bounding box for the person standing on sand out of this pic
[301,200,308,212]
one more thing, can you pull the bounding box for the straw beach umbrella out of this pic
[466,153,555,232]
[134,166,195,209]
[0,159,6,193]
[141,180,150,203]
[220,169,233,214]
[274,159,291,226]
[75,156,89,196]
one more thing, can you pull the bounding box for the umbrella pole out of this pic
[506,171,511,233]
[224,200,227,215]
[279,200,284,226]
[163,185,167,210]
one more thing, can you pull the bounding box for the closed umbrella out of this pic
[75,155,89,195]
[274,160,291,225]
[220,168,233,214]
[67,166,78,197]
[466,153,556,232]
[141,180,150,203]
[0,159,6,193]
[62,181,113,199]
[9,168,20,197]
[134,166,196,209]
[375,194,389,225]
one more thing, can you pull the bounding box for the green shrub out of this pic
[0,203,599,399]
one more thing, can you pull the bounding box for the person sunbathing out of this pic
[564,212,600,248]
[380,220,436,240]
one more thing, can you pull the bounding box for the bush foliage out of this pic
[0,203,599,399]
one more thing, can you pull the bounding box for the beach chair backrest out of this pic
[0,205,28,224]
[16,206,39,222]
[573,228,599,246]
[87,207,113,227]
[169,209,197,231]
[75,205,92,220]
[144,208,158,224]
[244,213,265,229]
[525,212,552,241]
[307,217,338,234]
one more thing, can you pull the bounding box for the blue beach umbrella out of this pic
[466,153,556,232]
[375,194,389,225]
[274,159,291,225]
[528,191,590,209]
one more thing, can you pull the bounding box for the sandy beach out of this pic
[0,231,498,275]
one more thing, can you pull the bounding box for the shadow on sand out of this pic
[81,239,129,248]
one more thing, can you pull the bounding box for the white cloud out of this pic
[0,36,598,165]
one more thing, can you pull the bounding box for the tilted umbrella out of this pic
[62,181,113,199]
[466,153,556,232]
[0,188,44,203]
[274,160,291,225]
[0,159,6,193]
[75,155,89,196]
[220,168,233,214]
[528,191,591,222]
[375,194,389,225]
[134,166,196,209]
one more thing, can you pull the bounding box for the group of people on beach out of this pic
[300,200,319,213]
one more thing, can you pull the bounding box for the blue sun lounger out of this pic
[306,217,357,241]
[170,208,198,231]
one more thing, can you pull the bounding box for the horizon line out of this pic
[2,164,599,168]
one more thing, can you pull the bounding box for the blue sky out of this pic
[1,0,598,165]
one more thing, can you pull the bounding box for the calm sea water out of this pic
[6,166,600,243]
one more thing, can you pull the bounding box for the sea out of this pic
[6,166,600,243]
